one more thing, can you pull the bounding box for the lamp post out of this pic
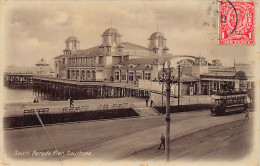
[177,63,181,106]
[161,60,175,161]
[162,62,165,108]
[159,55,185,161]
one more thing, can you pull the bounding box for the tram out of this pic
[210,91,248,116]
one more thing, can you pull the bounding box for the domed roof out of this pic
[149,32,166,40]
[163,46,169,50]
[66,36,79,42]
[102,28,121,36]
[35,58,50,66]
[99,44,105,48]
[117,44,124,48]
[235,71,247,80]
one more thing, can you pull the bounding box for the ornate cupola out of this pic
[148,32,168,55]
[63,36,80,55]
[101,28,122,48]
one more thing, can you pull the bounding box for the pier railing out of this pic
[154,96,211,107]
[21,102,133,117]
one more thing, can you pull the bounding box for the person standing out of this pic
[69,97,74,108]
[150,100,153,107]
[244,109,249,123]
[158,133,165,150]
[149,94,153,107]
[146,98,149,107]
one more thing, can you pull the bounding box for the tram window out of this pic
[211,99,219,106]
[220,100,227,105]
[216,100,220,106]
[227,100,230,105]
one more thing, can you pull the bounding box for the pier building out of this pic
[35,58,52,76]
[54,28,169,82]
[4,27,254,99]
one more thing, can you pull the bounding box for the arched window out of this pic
[92,70,96,81]
[115,71,120,80]
[76,70,79,80]
[128,72,134,82]
[72,70,75,79]
[86,70,91,80]
[67,70,70,79]
[81,70,85,80]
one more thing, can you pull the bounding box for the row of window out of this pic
[214,98,246,106]
[114,71,151,81]
[103,35,120,44]
[68,57,96,65]
[99,47,124,53]
[149,39,166,48]
[67,70,96,80]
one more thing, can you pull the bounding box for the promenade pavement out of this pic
[3,95,212,117]
[3,97,146,117]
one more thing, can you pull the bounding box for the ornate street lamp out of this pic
[160,59,176,161]
[162,62,165,108]
[159,58,166,108]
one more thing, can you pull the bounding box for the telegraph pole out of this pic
[165,67,171,161]
[178,63,181,106]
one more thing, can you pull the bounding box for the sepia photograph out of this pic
[0,0,259,165]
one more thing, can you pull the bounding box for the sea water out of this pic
[2,87,39,104]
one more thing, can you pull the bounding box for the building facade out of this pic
[199,63,254,95]
[35,58,52,76]
[54,28,170,82]
[53,27,254,96]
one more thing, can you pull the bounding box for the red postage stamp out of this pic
[218,1,254,45]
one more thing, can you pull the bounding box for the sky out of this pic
[1,0,259,68]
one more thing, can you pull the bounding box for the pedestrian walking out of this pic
[158,133,165,150]
[150,100,153,107]
[33,97,39,103]
[244,109,249,123]
[69,97,74,108]
[145,99,148,107]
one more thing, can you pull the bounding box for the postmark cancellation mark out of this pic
[218,1,254,45]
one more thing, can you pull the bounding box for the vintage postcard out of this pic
[0,0,259,166]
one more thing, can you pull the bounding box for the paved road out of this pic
[4,110,249,162]
[126,120,254,161]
